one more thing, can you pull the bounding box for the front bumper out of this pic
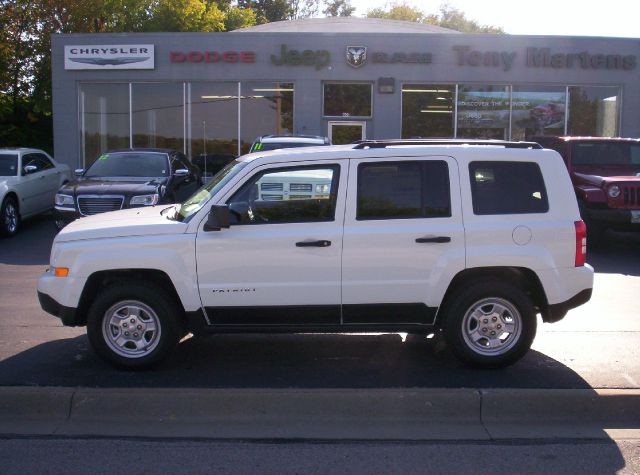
[582,207,640,230]
[54,206,81,228]
[38,291,80,326]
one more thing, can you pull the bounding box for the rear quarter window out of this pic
[469,161,549,215]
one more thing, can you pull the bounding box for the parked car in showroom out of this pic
[0,148,71,236]
[533,136,640,246]
[54,149,202,229]
[249,134,331,152]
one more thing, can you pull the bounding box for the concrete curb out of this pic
[0,387,639,440]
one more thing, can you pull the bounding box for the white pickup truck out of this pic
[38,140,594,369]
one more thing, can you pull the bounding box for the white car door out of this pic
[341,155,465,325]
[15,153,43,217]
[196,160,347,325]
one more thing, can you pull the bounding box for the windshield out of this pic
[0,154,18,176]
[173,159,248,222]
[572,142,640,166]
[85,152,169,178]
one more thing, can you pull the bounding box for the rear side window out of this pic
[357,161,451,220]
[469,161,548,215]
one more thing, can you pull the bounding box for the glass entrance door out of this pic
[328,121,366,145]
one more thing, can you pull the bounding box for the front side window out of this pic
[357,161,451,220]
[84,152,169,178]
[469,161,548,215]
[323,83,372,117]
[227,165,339,225]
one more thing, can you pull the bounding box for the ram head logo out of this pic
[346,46,367,68]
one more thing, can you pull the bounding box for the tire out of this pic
[442,281,537,369]
[1,196,19,237]
[86,281,182,370]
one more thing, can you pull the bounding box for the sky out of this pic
[348,0,640,38]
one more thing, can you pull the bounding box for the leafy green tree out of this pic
[366,3,424,22]
[427,3,503,33]
[323,0,354,17]
[237,0,292,23]
[147,0,225,32]
[367,2,503,33]
[223,5,257,30]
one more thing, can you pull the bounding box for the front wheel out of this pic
[442,281,536,368]
[87,282,181,369]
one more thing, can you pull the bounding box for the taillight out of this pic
[575,220,587,267]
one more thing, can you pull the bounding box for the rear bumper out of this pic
[542,288,593,323]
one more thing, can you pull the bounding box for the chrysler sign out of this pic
[64,45,155,70]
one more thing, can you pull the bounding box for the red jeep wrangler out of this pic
[534,136,640,247]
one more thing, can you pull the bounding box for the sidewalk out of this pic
[1,387,639,440]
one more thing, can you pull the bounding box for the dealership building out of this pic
[51,18,640,168]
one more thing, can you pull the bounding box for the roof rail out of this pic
[352,139,543,150]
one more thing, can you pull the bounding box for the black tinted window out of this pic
[357,161,451,220]
[85,152,169,178]
[469,161,548,215]
[227,165,339,225]
[0,154,18,176]
[571,142,640,165]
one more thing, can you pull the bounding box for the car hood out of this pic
[574,172,640,188]
[55,205,187,242]
[59,177,168,195]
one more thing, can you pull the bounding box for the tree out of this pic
[146,0,225,32]
[426,3,504,33]
[366,3,424,22]
[366,2,504,33]
[323,0,354,17]
[237,0,292,23]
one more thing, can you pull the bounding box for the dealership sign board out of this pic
[64,45,155,70]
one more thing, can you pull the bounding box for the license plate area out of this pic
[632,210,640,224]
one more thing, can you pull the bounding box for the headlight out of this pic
[608,185,621,198]
[130,194,159,206]
[55,194,74,207]
[315,184,330,194]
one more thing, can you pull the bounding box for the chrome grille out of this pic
[261,194,283,201]
[623,186,640,208]
[290,183,312,192]
[261,183,283,191]
[78,195,125,216]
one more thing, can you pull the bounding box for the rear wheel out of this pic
[87,281,181,369]
[1,196,19,237]
[442,281,536,368]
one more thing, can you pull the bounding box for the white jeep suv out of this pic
[37,140,594,369]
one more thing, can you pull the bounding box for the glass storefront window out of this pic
[132,83,184,150]
[79,83,129,168]
[511,86,566,140]
[402,84,454,138]
[188,82,239,168]
[568,86,620,137]
[323,83,372,118]
[457,85,510,139]
[240,82,294,155]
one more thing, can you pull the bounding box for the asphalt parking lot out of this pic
[0,213,638,391]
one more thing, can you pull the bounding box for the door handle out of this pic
[296,240,331,247]
[415,236,451,243]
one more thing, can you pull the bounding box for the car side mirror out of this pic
[23,165,38,174]
[174,169,189,177]
[204,204,230,232]
[74,168,84,177]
